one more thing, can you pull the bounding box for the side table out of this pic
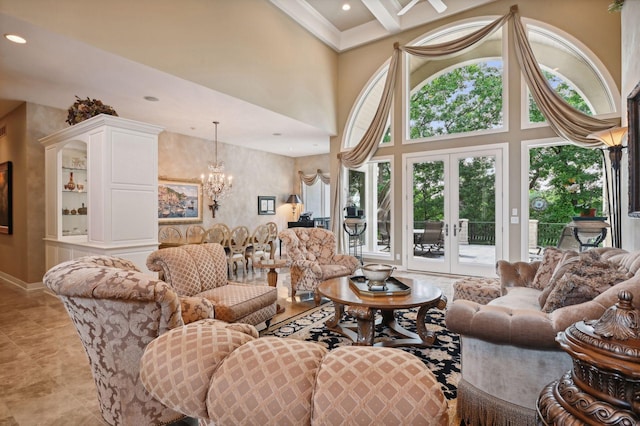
[254,259,288,314]
[568,218,610,252]
[537,291,640,424]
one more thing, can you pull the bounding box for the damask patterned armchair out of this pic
[147,243,277,327]
[279,228,359,305]
[43,255,211,426]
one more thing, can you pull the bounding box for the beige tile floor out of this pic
[0,266,458,426]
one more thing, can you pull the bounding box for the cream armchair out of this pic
[147,243,277,327]
[140,320,449,426]
[43,255,191,426]
[279,228,359,305]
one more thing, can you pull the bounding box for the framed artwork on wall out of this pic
[258,196,276,215]
[158,178,203,224]
[628,82,640,218]
[0,161,12,234]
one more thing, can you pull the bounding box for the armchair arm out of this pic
[330,254,360,272]
[445,299,558,348]
[179,296,215,324]
[496,260,540,294]
[291,259,323,277]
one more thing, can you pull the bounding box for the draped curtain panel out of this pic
[331,5,620,250]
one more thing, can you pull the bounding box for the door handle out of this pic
[445,223,449,236]
[453,223,457,236]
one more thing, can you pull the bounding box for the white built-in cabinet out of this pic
[40,114,163,271]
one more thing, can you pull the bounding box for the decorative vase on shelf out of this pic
[66,172,76,191]
[78,203,87,215]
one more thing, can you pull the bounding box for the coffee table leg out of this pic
[326,302,344,328]
[378,296,448,348]
[348,306,375,346]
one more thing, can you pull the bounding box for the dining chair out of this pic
[185,225,206,244]
[245,224,270,269]
[203,223,231,246]
[266,221,278,259]
[158,226,183,246]
[227,225,250,275]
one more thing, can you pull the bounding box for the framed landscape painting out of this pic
[158,179,203,224]
[0,162,12,234]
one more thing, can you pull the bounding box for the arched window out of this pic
[343,67,391,149]
[407,20,505,141]
[524,23,617,125]
[341,15,619,259]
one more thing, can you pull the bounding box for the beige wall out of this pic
[332,0,624,263]
[158,131,297,236]
[621,0,640,251]
[0,0,339,135]
[0,103,66,287]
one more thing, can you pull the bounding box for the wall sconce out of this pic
[286,194,302,220]
[588,126,628,248]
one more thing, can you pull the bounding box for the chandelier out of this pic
[201,121,232,217]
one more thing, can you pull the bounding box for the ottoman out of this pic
[452,277,501,305]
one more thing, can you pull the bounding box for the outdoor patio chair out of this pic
[415,221,444,252]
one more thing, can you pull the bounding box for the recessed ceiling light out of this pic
[4,34,26,44]
[143,96,159,102]
[342,3,351,11]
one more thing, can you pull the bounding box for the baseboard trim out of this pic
[0,271,44,291]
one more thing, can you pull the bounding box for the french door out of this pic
[405,147,505,277]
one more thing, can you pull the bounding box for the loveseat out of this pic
[140,319,450,425]
[445,247,640,426]
[147,243,277,327]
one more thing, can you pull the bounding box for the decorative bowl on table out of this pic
[361,263,396,288]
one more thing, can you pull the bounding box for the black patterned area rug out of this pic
[263,303,461,401]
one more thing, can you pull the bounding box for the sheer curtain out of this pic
[332,5,620,250]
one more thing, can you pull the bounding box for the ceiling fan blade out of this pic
[397,0,420,16]
[427,0,447,13]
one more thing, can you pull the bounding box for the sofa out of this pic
[147,243,277,327]
[140,319,450,425]
[445,247,640,426]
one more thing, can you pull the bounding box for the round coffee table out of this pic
[317,276,446,347]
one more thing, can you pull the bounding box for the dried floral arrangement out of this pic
[66,96,118,125]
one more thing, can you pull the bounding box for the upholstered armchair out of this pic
[43,255,192,426]
[146,243,277,327]
[140,320,449,426]
[278,228,359,305]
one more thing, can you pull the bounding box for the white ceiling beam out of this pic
[361,0,402,33]
[269,0,341,51]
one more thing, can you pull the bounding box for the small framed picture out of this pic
[258,196,276,215]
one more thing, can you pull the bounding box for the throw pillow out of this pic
[530,247,565,290]
[537,249,580,307]
[540,253,632,313]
